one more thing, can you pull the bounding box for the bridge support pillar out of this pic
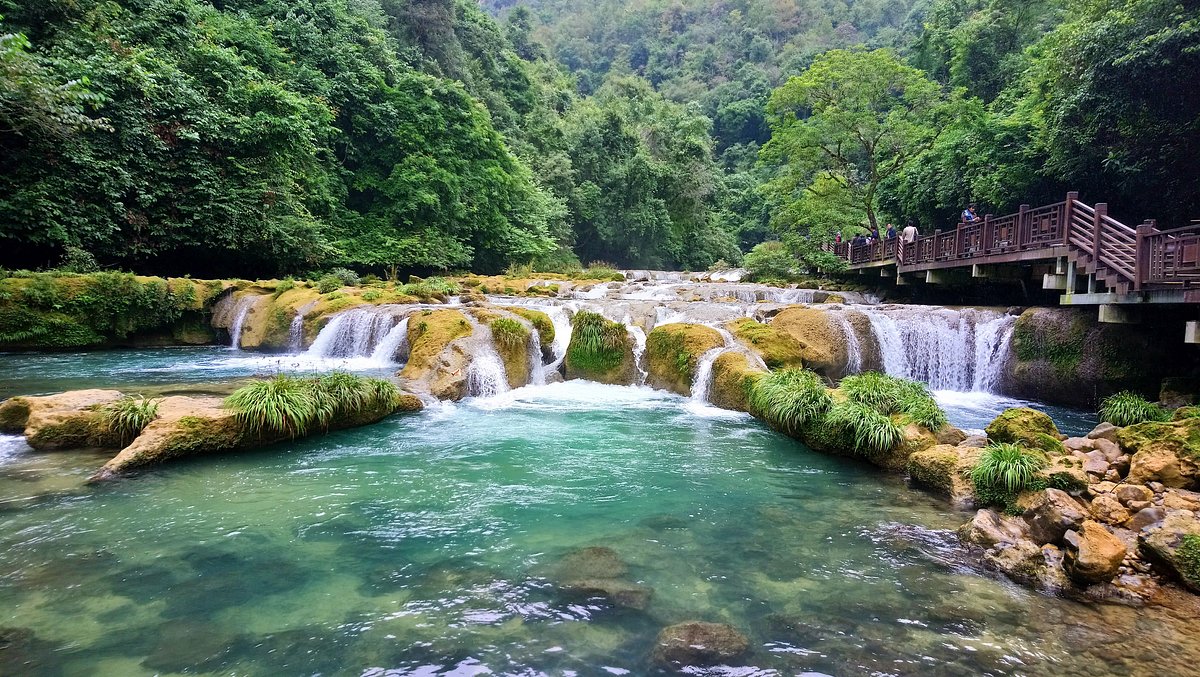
[1055,257,1068,275]
[973,264,1024,280]
[1042,273,1068,291]
[1066,261,1077,292]
[1098,305,1141,324]
[1087,274,1098,294]
[1186,322,1200,344]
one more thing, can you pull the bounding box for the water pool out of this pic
[0,382,1192,676]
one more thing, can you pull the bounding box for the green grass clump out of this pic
[316,275,342,294]
[566,311,627,373]
[97,395,160,445]
[490,317,529,350]
[970,442,1048,510]
[397,277,461,300]
[271,278,295,298]
[1099,390,1170,426]
[747,369,832,435]
[824,400,903,457]
[840,371,947,430]
[225,373,400,439]
[1176,534,1200,590]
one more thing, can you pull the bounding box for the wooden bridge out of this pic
[829,192,1200,318]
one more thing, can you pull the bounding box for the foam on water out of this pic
[0,434,30,464]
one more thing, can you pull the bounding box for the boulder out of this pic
[1119,418,1200,488]
[399,310,475,400]
[0,389,121,434]
[723,318,806,371]
[984,408,1065,455]
[1093,437,1122,462]
[907,445,979,506]
[1082,451,1111,476]
[0,389,126,450]
[563,312,636,386]
[1089,494,1132,526]
[1063,437,1095,453]
[959,509,1031,549]
[1127,506,1167,532]
[982,541,1072,593]
[560,578,652,610]
[768,306,849,379]
[1162,488,1200,511]
[1139,510,1200,591]
[1114,484,1153,506]
[1087,422,1121,442]
[1065,520,1127,584]
[1023,489,1087,545]
[554,546,651,610]
[958,435,988,448]
[652,622,749,668]
[556,546,627,580]
[935,425,968,446]
[644,324,724,396]
[708,353,765,413]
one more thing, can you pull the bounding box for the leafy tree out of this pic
[762,49,967,232]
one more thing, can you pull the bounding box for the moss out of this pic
[1117,417,1200,460]
[0,397,32,432]
[1012,311,1086,376]
[1176,534,1200,591]
[506,308,555,345]
[906,446,961,495]
[156,415,245,460]
[726,318,805,370]
[984,407,1065,455]
[565,311,632,383]
[26,412,117,450]
[490,317,531,389]
[645,324,723,395]
[1174,406,1200,421]
[709,352,764,412]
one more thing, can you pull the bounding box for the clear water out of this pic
[1,382,1194,676]
[934,390,1097,437]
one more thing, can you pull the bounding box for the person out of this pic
[961,203,980,224]
[851,233,866,247]
[885,223,896,240]
[834,231,842,244]
[902,220,918,243]
[869,225,880,242]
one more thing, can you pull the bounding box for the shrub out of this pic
[1176,534,1200,590]
[747,369,832,435]
[970,443,1048,510]
[490,317,528,350]
[1099,391,1170,426]
[743,241,795,281]
[97,395,160,445]
[329,267,361,286]
[840,371,947,430]
[362,289,382,302]
[505,262,534,278]
[272,278,295,298]
[567,311,627,373]
[707,258,732,272]
[532,246,583,274]
[824,400,903,456]
[58,246,100,273]
[316,275,342,294]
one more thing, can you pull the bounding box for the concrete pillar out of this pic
[1065,261,1077,293]
[1098,305,1140,324]
[1087,274,1097,294]
[1186,321,1200,344]
[1042,273,1067,291]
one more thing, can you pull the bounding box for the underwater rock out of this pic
[560,578,653,610]
[652,621,749,668]
[1065,520,1127,584]
[554,546,651,610]
[985,407,1066,455]
[556,546,628,580]
[0,626,66,675]
[644,323,724,396]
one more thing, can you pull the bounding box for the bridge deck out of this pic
[828,192,1200,303]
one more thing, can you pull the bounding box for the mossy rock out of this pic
[1173,406,1200,421]
[725,318,804,371]
[564,312,635,385]
[768,307,848,378]
[645,324,724,396]
[908,445,980,503]
[0,397,32,433]
[985,408,1065,455]
[488,316,532,390]
[1118,417,1200,461]
[400,310,474,387]
[505,308,555,348]
[709,352,766,413]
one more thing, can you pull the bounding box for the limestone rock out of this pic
[982,541,1071,593]
[399,310,475,400]
[1065,520,1127,584]
[652,622,749,668]
[1064,437,1095,453]
[1162,488,1200,512]
[1114,484,1153,506]
[708,353,765,413]
[958,435,988,448]
[1119,418,1200,488]
[1087,422,1121,442]
[1023,489,1087,545]
[959,509,1031,549]
[1139,510,1200,591]
[935,425,968,446]
[907,445,978,505]
[0,389,121,433]
[1127,445,1197,489]
[723,317,806,371]
[644,324,724,396]
[557,546,627,580]
[1,389,126,450]
[984,408,1065,455]
[768,306,849,379]
[1090,494,1132,526]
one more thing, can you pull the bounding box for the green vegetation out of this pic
[985,407,1065,455]
[1176,534,1200,591]
[316,276,343,295]
[647,330,695,383]
[1099,391,1170,427]
[566,311,628,374]
[970,443,1048,511]
[743,242,795,282]
[840,372,948,430]
[490,317,529,350]
[96,395,160,446]
[225,373,400,439]
[823,400,905,457]
[747,369,832,436]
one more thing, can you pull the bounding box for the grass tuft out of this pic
[1098,390,1170,427]
[747,369,832,435]
[97,395,160,445]
[566,311,627,373]
[490,317,529,350]
[225,373,400,438]
[823,400,903,457]
[970,442,1047,510]
[840,371,947,430]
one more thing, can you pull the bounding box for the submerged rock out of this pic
[557,546,628,580]
[652,621,749,668]
[554,546,651,610]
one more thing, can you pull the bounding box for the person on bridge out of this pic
[961,203,980,224]
[869,225,880,242]
[885,223,896,240]
[834,231,842,244]
[902,220,919,243]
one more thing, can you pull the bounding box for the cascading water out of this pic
[690,345,725,403]
[463,317,510,398]
[369,317,410,366]
[227,296,259,350]
[527,328,547,386]
[623,318,649,386]
[305,307,408,362]
[833,313,863,374]
[288,301,318,353]
[862,307,1016,392]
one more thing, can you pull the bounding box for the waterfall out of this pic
[834,313,863,374]
[861,307,1015,392]
[288,301,317,353]
[544,306,573,373]
[624,319,648,386]
[228,296,258,350]
[305,307,407,361]
[466,342,510,397]
[527,328,547,386]
[370,317,410,366]
[690,346,725,403]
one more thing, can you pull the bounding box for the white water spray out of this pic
[862,307,1015,392]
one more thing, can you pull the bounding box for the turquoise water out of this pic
[0,382,1192,676]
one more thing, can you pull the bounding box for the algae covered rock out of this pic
[0,389,125,450]
[724,318,805,370]
[1139,510,1200,591]
[553,546,651,610]
[907,444,979,506]
[652,621,749,668]
[768,306,849,378]
[399,310,474,400]
[91,396,246,480]
[564,311,635,385]
[985,407,1065,455]
[708,353,765,413]
[645,323,724,396]
[1120,418,1200,488]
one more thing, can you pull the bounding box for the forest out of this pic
[0,0,1195,277]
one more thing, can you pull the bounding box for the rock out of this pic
[1162,489,1200,511]
[1083,451,1111,476]
[556,546,627,580]
[1114,484,1153,506]
[708,353,765,413]
[1065,521,1127,584]
[1127,500,1152,512]
[1093,437,1122,462]
[1023,489,1087,545]
[4,389,128,450]
[1119,418,1200,488]
[959,509,1031,549]
[982,541,1071,593]
[644,323,725,396]
[1043,456,1090,495]
[1138,510,1200,591]
[1063,437,1094,452]
[935,426,968,446]
[724,318,806,371]
[652,622,749,668]
[907,445,979,506]
[958,435,988,448]
[398,309,475,400]
[560,578,652,610]
[1089,481,1117,497]
[1090,494,1132,526]
[1088,422,1121,442]
[984,408,1065,455]
[768,306,851,379]
[563,311,637,386]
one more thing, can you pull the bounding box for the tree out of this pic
[761,49,967,232]
[0,17,107,137]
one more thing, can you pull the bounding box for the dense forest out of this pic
[0,0,1195,277]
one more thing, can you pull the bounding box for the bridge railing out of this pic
[1145,223,1200,286]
